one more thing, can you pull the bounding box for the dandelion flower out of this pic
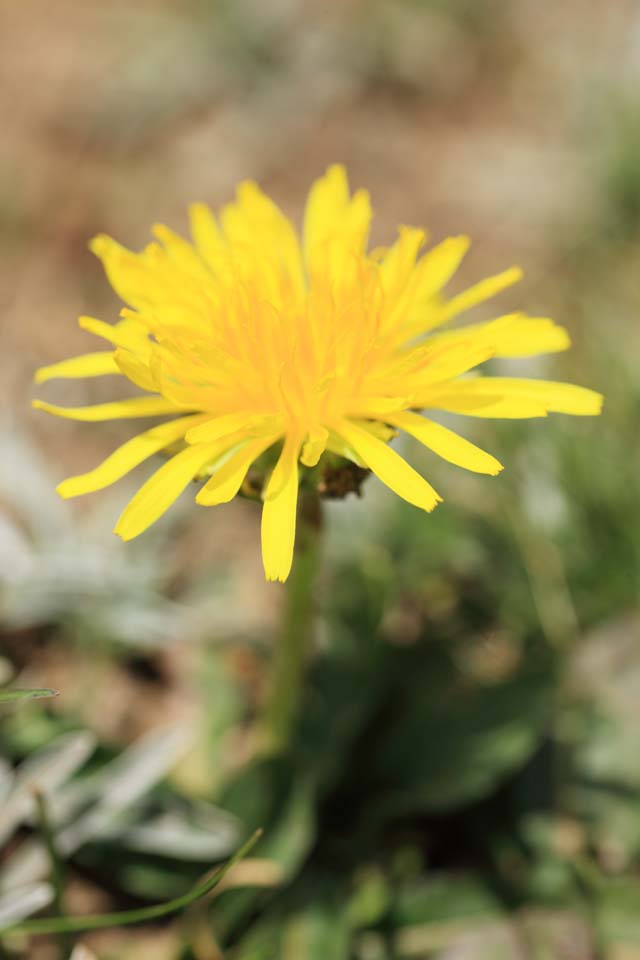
[34,166,602,581]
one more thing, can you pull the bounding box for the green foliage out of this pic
[0,689,58,705]
[4,377,639,955]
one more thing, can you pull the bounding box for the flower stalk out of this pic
[261,486,322,753]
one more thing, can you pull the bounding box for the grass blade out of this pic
[0,689,58,705]
[1,829,262,936]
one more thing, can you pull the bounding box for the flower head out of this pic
[34,166,602,580]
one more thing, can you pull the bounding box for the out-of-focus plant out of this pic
[0,425,215,651]
[0,722,239,931]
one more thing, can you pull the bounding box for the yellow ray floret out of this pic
[34,352,120,383]
[33,165,603,581]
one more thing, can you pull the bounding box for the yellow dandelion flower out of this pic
[34,166,602,581]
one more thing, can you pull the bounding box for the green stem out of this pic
[262,488,322,754]
[1,830,261,938]
[33,790,73,958]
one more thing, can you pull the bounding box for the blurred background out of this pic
[1,1,639,957]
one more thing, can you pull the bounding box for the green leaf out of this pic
[280,905,351,960]
[400,875,501,925]
[0,688,58,705]
[596,877,640,945]
[232,902,352,960]
[344,636,555,823]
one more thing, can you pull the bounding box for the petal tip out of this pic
[88,234,110,258]
[264,568,290,584]
[56,480,76,499]
[151,223,173,243]
[78,314,101,333]
[194,489,216,506]
[326,162,347,178]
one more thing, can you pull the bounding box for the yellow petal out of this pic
[89,235,156,311]
[189,202,226,271]
[114,441,223,541]
[425,391,547,418]
[389,236,472,339]
[57,414,210,498]
[379,227,427,297]
[387,411,502,475]
[347,397,410,417]
[303,165,371,278]
[78,315,149,352]
[152,223,212,282]
[223,182,305,295]
[414,235,471,302]
[300,426,329,467]
[439,266,523,322]
[32,397,185,421]
[326,432,366,467]
[114,348,157,392]
[425,377,603,418]
[186,413,284,446]
[334,419,441,512]
[326,421,396,466]
[261,435,301,582]
[303,164,349,263]
[186,413,253,444]
[379,232,454,334]
[428,314,571,358]
[356,420,398,443]
[456,378,604,415]
[427,344,496,385]
[400,340,495,389]
[196,435,279,506]
[34,352,119,384]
